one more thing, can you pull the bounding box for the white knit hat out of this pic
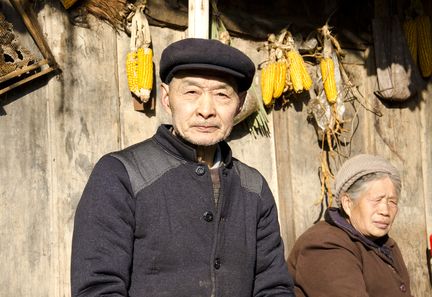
[333,154,401,206]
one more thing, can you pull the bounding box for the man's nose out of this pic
[197,92,216,118]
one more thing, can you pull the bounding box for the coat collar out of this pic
[153,125,233,166]
[325,207,396,264]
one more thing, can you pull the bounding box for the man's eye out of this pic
[216,92,229,98]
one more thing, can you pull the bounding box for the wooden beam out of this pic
[188,0,209,38]
[0,66,56,96]
[0,59,49,84]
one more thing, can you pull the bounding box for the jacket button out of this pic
[399,283,407,292]
[214,258,221,269]
[203,211,214,222]
[195,166,206,176]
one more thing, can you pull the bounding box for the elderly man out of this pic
[71,38,294,297]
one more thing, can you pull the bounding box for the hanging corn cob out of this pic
[284,33,312,94]
[272,60,287,98]
[260,45,290,107]
[272,47,287,99]
[300,56,313,91]
[286,50,312,93]
[319,28,338,105]
[260,48,277,107]
[403,18,418,65]
[287,50,304,93]
[126,5,153,106]
[416,15,432,78]
[320,57,337,104]
[400,0,432,78]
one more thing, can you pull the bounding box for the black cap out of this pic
[159,38,255,92]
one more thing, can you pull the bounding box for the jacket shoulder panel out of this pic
[233,160,263,195]
[110,139,185,196]
[296,222,357,248]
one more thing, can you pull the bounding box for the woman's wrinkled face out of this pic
[342,176,399,239]
[160,72,242,146]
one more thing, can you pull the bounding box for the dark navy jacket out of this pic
[71,125,294,297]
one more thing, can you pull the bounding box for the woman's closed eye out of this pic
[387,198,398,206]
[370,196,398,207]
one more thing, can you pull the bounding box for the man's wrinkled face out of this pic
[161,72,243,146]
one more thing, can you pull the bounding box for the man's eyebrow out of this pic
[176,78,197,85]
[178,78,234,90]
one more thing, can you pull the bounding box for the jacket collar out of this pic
[153,125,233,165]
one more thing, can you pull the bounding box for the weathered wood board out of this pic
[0,1,431,296]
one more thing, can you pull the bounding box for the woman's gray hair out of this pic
[333,154,401,206]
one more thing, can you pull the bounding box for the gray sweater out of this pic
[71,125,294,297]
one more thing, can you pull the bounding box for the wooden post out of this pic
[188,0,209,38]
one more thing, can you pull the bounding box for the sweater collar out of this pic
[153,125,233,165]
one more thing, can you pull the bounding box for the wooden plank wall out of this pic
[0,1,431,296]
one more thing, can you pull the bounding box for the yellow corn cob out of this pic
[320,57,337,104]
[260,62,277,106]
[417,15,432,78]
[403,18,418,65]
[300,58,313,91]
[137,47,153,91]
[272,60,287,98]
[126,51,139,92]
[287,50,304,93]
[126,47,153,101]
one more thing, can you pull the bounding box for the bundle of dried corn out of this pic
[259,29,312,109]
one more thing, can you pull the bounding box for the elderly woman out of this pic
[287,154,413,297]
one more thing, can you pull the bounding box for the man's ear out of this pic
[340,194,353,217]
[236,91,247,114]
[160,83,172,114]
